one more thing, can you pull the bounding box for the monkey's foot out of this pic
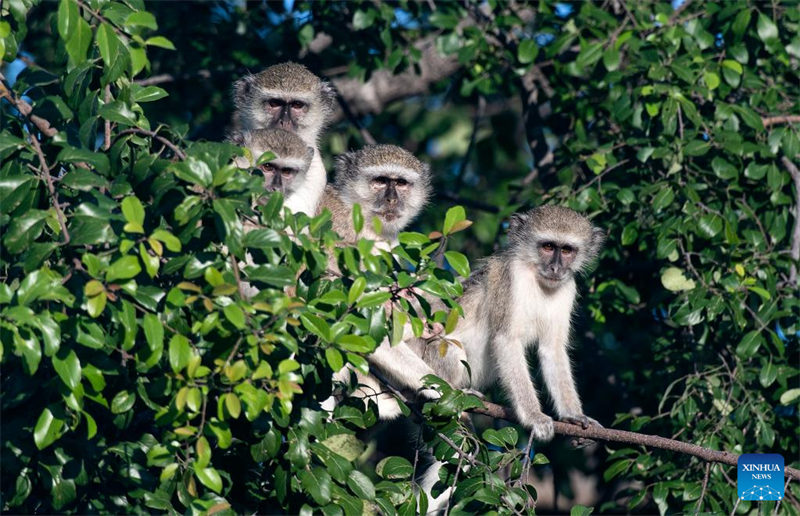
[561,414,601,448]
[561,414,601,429]
[418,388,441,401]
[521,412,554,441]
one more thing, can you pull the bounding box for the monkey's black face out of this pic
[536,241,577,285]
[370,175,411,221]
[258,162,300,194]
[263,97,309,133]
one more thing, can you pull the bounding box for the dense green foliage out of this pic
[2,0,798,514]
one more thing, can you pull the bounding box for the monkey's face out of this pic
[256,158,306,197]
[263,96,310,134]
[534,240,578,288]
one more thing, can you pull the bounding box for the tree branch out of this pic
[762,115,800,128]
[471,401,800,481]
[0,74,58,137]
[113,128,186,160]
[327,35,461,123]
[782,155,800,286]
[28,134,70,245]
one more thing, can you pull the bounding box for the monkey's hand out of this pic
[561,414,602,448]
[418,387,441,401]
[518,411,555,442]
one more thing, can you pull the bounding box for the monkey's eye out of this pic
[266,98,284,108]
[281,168,297,177]
[290,100,306,110]
[541,243,555,252]
[395,178,409,186]
[260,164,276,173]
[372,177,389,187]
[561,246,574,255]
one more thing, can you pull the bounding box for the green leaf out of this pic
[111,390,136,414]
[518,39,538,64]
[444,251,470,277]
[131,85,168,103]
[442,206,466,235]
[602,48,620,71]
[570,505,594,516]
[703,71,720,90]
[95,23,120,66]
[66,17,92,65]
[300,313,331,342]
[143,313,164,353]
[52,350,82,391]
[736,330,763,358]
[352,203,364,234]
[320,434,365,461]
[376,456,414,479]
[121,196,145,227]
[660,267,696,292]
[300,467,332,505]
[195,467,223,493]
[56,147,111,174]
[57,0,78,42]
[325,348,343,371]
[347,470,375,501]
[168,334,191,373]
[355,291,391,309]
[33,407,64,450]
[125,11,158,29]
[106,255,141,283]
[223,304,246,329]
[756,13,778,42]
[348,277,366,305]
[98,101,138,126]
[779,388,800,405]
[145,36,175,49]
[711,157,737,179]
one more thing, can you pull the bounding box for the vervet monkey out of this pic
[229,128,314,209]
[418,206,604,512]
[231,62,336,214]
[320,144,439,419]
[320,144,432,247]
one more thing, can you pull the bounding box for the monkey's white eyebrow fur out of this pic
[258,89,315,103]
[535,232,583,247]
[362,165,421,180]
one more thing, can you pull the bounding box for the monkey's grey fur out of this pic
[230,62,336,214]
[416,206,604,512]
[229,128,314,207]
[320,144,432,246]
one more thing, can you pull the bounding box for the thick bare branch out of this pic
[328,36,461,123]
[763,115,800,128]
[471,401,800,481]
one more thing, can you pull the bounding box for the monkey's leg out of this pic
[368,340,441,399]
[494,334,554,441]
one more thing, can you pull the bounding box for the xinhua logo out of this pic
[738,454,784,501]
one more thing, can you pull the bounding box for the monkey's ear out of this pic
[319,80,338,113]
[508,212,530,232]
[228,130,245,146]
[304,146,315,163]
[232,75,255,107]
[590,226,606,254]
[334,152,357,176]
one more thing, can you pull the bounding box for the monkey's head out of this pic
[335,145,432,238]
[232,62,337,144]
[230,128,314,199]
[508,206,605,289]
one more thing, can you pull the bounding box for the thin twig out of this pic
[28,135,70,245]
[103,85,112,150]
[668,0,693,24]
[472,400,800,481]
[455,96,486,190]
[0,74,58,137]
[332,84,377,145]
[75,0,133,40]
[774,476,792,515]
[113,127,187,160]
[695,462,712,513]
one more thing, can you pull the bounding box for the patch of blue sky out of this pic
[554,3,573,19]
[3,57,28,87]
[393,8,419,29]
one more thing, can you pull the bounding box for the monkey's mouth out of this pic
[376,210,399,222]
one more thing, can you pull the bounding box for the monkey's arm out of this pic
[537,325,599,428]
[493,333,554,441]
